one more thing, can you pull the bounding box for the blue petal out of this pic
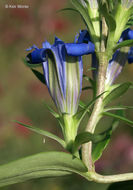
[65,42,95,56]
[77,30,91,43]
[121,28,133,41]
[28,48,46,64]
[42,41,51,49]
[26,45,39,51]
[128,47,133,64]
[106,50,128,85]
[54,36,64,46]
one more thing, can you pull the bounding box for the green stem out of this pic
[82,52,108,171]
[85,171,133,183]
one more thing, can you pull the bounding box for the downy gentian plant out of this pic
[0,0,133,189]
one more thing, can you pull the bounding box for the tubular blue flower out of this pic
[79,29,133,84]
[78,29,133,86]
[26,35,94,115]
[105,28,133,85]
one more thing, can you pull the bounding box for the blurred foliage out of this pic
[0,0,133,189]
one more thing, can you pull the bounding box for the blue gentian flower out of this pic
[106,28,133,85]
[26,35,95,115]
[78,29,133,85]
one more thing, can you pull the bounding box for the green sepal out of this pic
[23,58,42,68]
[113,39,133,52]
[102,111,133,126]
[14,121,66,148]
[72,131,110,155]
[31,69,46,85]
[83,75,96,97]
[113,5,133,43]
[43,102,59,118]
[0,151,88,187]
[126,14,133,28]
[103,82,132,106]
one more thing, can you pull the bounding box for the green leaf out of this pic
[57,7,78,13]
[102,111,133,126]
[79,100,87,109]
[92,109,124,162]
[71,0,94,36]
[92,129,112,163]
[103,82,131,106]
[82,86,92,91]
[72,131,110,154]
[15,121,66,148]
[107,181,133,190]
[104,105,133,112]
[74,92,105,129]
[114,39,133,52]
[0,151,88,187]
[31,69,46,85]
[100,3,116,32]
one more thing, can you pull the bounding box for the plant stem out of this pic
[82,13,109,172]
[82,52,108,171]
[85,171,133,183]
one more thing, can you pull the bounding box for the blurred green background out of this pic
[0,0,133,189]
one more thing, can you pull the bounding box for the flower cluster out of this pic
[26,28,133,115]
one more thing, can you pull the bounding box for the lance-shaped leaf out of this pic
[15,121,66,148]
[0,152,88,187]
[113,39,133,52]
[71,0,96,42]
[102,111,133,126]
[72,131,110,155]
[103,82,132,106]
[92,128,112,163]
[82,86,92,91]
[57,7,78,13]
[74,92,105,130]
[104,105,133,112]
[92,109,124,162]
